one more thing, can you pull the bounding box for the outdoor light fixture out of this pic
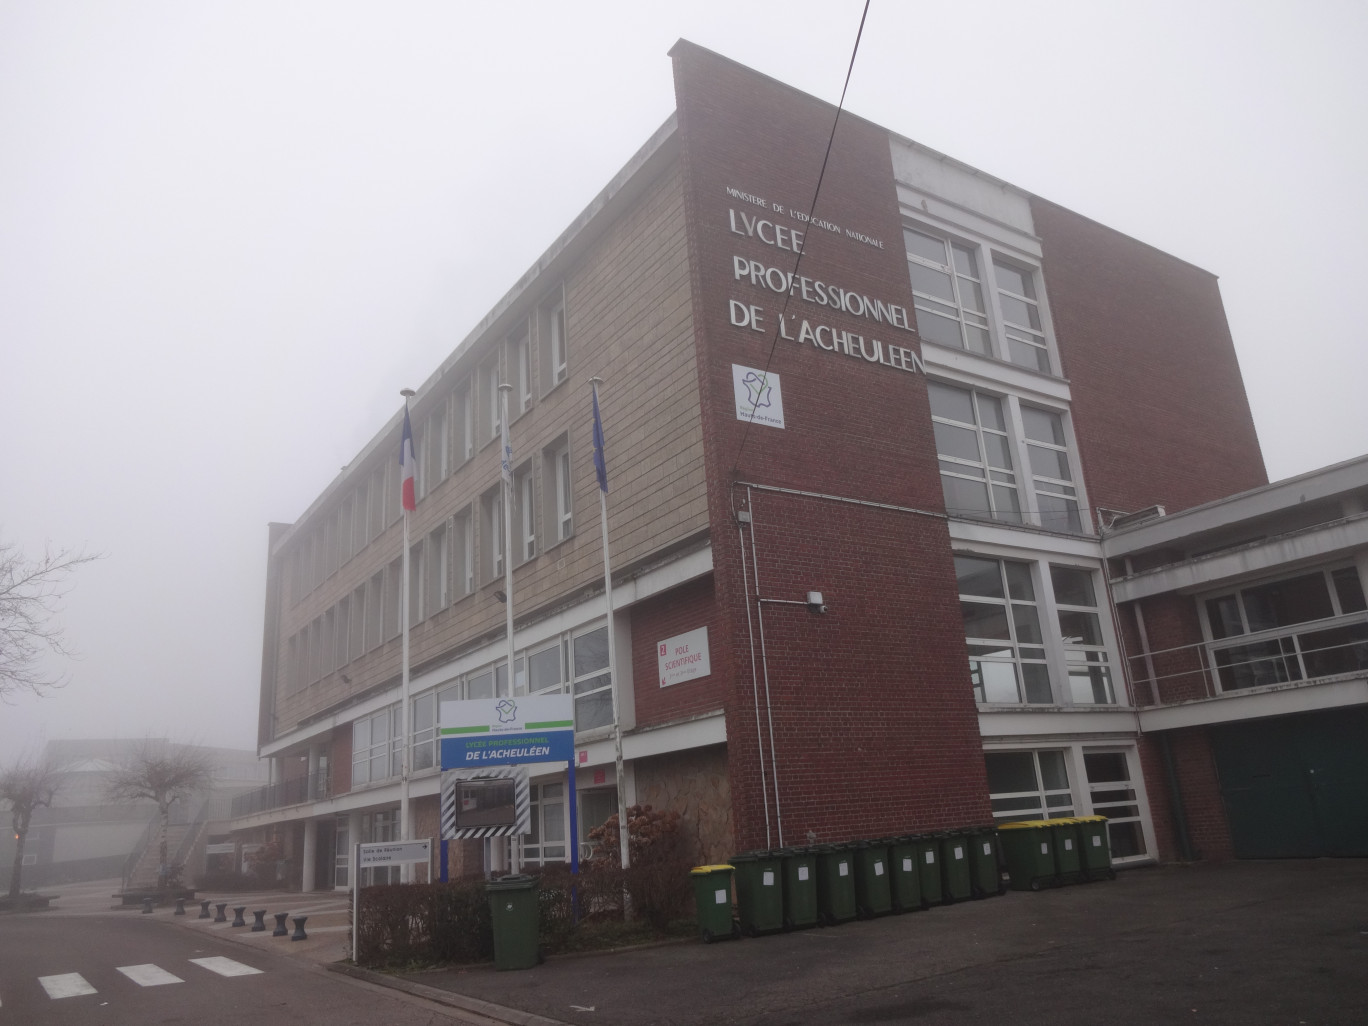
[494,590,508,603]
[807,591,826,614]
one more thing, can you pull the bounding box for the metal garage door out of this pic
[1211,706,1368,858]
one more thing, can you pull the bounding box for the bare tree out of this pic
[0,540,99,700]
[2,758,62,899]
[105,746,213,891]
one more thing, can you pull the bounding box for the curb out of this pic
[328,963,571,1026]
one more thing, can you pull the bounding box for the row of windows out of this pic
[282,436,578,695]
[287,285,568,609]
[350,623,613,789]
[957,555,1116,707]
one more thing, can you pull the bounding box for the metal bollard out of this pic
[214,902,228,923]
[273,912,289,937]
[142,897,154,914]
[199,899,212,919]
[251,909,267,932]
[290,915,308,941]
[174,898,186,916]
[231,906,246,927]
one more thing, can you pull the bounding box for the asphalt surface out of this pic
[388,859,1368,1026]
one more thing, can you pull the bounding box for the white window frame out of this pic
[930,379,1089,534]
[540,286,568,393]
[542,436,573,544]
[482,486,504,581]
[515,462,536,563]
[351,705,400,789]
[905,219,1059,376]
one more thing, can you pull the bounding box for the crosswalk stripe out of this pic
[117,964,184,987]
[189,956,262,977]
[38,973,97,999]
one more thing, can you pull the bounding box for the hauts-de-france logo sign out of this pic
[440,693,575,768]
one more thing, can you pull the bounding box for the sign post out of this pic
[352,839,433,964]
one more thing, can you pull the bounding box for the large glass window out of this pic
[1203,566,1368,690]
[984,750,1074,822]
[352,705,399,788]
[1084,752,1146,859]
[906,222,1054,374]
[523,782,566,866]
[539,287,568,393]
[1051,565,1114,704]
[543,435,573,546]
[572,626,614,731]
[929,381,1083,533]
[957,556,1051,704]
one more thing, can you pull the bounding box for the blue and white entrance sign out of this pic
[440,693,575,769]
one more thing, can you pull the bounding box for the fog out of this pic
[3,0,1364,759]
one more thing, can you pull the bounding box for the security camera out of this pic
[807,591,826,614]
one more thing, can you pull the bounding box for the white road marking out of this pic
[117,964,184,987]
[189,956,263,977]
[38,973,98,999]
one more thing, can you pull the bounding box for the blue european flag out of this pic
[591,387,608,493]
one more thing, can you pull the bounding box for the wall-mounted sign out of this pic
[440,693,575,768]
[440,766,531,840]
[733,365,785,429]
[658,626,711,688]
[358,839,432,868]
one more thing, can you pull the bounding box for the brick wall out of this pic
[630,575,726,728]
[671,42,991,851]
[1031,198,1267,517]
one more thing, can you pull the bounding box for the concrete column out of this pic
[301,819,317,892]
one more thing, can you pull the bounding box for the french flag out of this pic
[400,407,417,512]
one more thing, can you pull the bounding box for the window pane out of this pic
[1038,751,1070,791]
[1108,821,1145,859]
[1298,622,1368,677]
[917,310,965,348]
[1037,493,1082,533]
[1021,663,1053,704]
[942,475,991,518]
[927,381,975,423]
[955,556,1004,598]
[1206,595,1243,639]
[994,261,1034,298]
[1058,610,1103,646]
[1003,562,1034,601]
[1242,573,1334,632]
[1332,567,1367,613]
[909,262,956,302]
[998,293,1041,330]
[1007,337,1051,372]
[972,660,1021,703]
[985,752,1038,794]
[468,670,494,700]
[1027,444,1072,481]
[575,690,614,731]
[904,228,947,264]
[1051,566,1096,607]
[992,485,1023,522]
[950,242,978,277]
[529,645,562,691]
[1012,605,1044,644]
[962,602,1010,640]
[933,422,983,462]
[1020,407,1066,446]
[982,433,1013,470]
[574,627,609,675]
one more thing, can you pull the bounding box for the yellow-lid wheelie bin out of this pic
[997,820,1057,891]
[1074,815,1116,881]
[777,847,819,930]
[690,864,739,943]
[886,836,922,913]
[814,844,857,926]
[852,840,892,918]
[1049,819,1085,885]
[730,851,784,936]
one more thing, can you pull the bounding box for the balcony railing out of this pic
[229,771,330,819]
[1127,611,1368,707]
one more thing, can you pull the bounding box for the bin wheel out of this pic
[742,922,755,938]
[1029,879,1042,892]
[732,922,742,940]
[701,928,713,944]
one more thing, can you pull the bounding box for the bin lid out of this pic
[997,819,1052,830]
[486,874,538,891]
[690,864,734,875]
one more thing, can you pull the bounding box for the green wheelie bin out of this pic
[886,836,922,913]
[912,834,943,906]
[1074,816,1116,881]
[997,820,1057,891]
[851,840,892,918]
[814,844,857,925]
[1049,819,1085,885]
[730,851,784,936]
[486,874,541,970]
[966,825,1005,898]
[690,864,738,943]
[938,831,973,904]
[777,847,819,929]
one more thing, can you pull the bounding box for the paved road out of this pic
[0,914,472,1025]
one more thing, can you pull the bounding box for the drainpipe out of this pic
[1157,733,1197,862]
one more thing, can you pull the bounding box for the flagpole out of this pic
[399,388,416,882]
[591,378,631,914]
[499,382,516,875]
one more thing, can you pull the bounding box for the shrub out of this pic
[586,804,695,928]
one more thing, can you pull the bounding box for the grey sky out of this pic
[3,1,1364,759]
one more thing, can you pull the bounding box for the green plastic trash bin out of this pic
[690,864,738,943]
[730,851,784,936]
[486,874,540,970]
[777,847,819,930]
[1074,816,1116,881]
[814,844,857,926]
[1049,819,1085,885]
[998,820,1057,891]
[966,826,1005,898]
[886,836,922,913]
[913,834,943,906]
[938,832,973,904]
[852,841,892,918]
